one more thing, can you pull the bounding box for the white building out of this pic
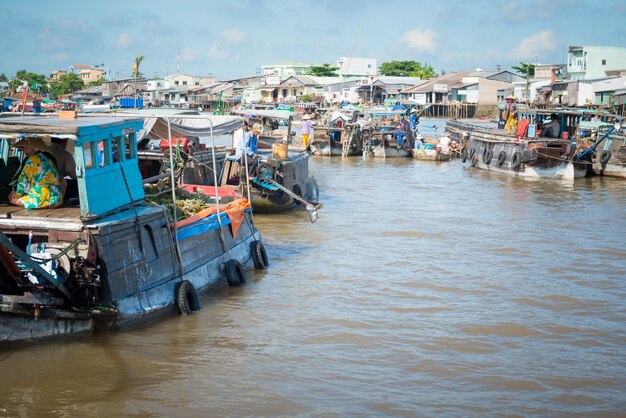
[336,57,377,77]
[568,46,626,80]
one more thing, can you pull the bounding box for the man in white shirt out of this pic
[235,123,262,175]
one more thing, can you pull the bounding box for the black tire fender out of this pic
[483,148,493,164]
[511,152,522,169]
[251,240,269,270]
[175,280,200,315]
[497,151,507,166]
[225,259,246,286]
[599,150,611,165]
[471,153,479,167]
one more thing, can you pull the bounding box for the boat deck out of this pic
[0,203,80,220]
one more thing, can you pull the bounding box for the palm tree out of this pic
[132,54,144,79]
[512,62,535,103]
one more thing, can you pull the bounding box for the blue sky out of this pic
[2,0,625,80]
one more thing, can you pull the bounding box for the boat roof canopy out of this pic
[231,108,293,120]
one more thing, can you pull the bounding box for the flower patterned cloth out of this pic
[13,152,63,209]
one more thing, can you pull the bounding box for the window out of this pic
[83,142,95,169]
[113,136,123,161]
[602,59,607,65]
[96,140,110,167]
[183,81,187,85]
[123,129,135,160]
[175,81,179,85]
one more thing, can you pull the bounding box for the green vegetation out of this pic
[307,64,339,77]
[10,70,50,95]
[0,74,7,82]
[511,62,535,78]
[49,73,85,98]
[132,53,144,79]
[379,60,438,79]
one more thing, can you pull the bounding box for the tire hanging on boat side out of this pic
[497,151,507,166]
[483,148,493,165]
[250,240,269,270]
[175,280,200,315]
[471,153,478,167]
[225,259,246,286]
[599,150,611,165]
[511,152,522,169]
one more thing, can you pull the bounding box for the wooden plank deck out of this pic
[0,203,81,221]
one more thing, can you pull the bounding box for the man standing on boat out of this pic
[235,123,262,176]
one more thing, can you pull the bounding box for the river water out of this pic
[1,120,626,417]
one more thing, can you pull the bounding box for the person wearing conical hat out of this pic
[504,95,518,134]
[8,137,64,209]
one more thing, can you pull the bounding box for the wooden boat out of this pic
[309,109,362,157]
[128,111,322,222]
[577,119,626,178]
[219,148,322,221]
[448,119,588,180]
[0,114,267,345]
[412,145,451,161]
[361,109,414,158]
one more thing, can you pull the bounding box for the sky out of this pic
[1,0,625,80]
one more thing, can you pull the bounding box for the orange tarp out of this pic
[174,198,252,238]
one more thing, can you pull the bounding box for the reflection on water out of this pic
[1,149,625,416]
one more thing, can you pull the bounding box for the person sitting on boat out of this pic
[235,122,262,176]
[330,119,343,144]
[439,133,451,153]
[541,113,561,138]
[232,121,249,149]
[414,133,425,148]
[8,137,64,209]
[504,95,518,134]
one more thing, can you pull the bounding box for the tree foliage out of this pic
[511,62,535,78]
[13,70,50,94]
[307,64,339,77]
[0,73,7,82]
[49,73,85,98]
[132,53,144,78]
[379,61,438,79]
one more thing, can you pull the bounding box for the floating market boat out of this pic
[361,108,414,158]
[122,110,322,222]
[576,118,625,178]
[219,146,322,222]
[0,114,267,345]
[309,109,362,157]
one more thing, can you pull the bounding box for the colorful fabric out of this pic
[301,134,310,147]
[14,152,63,209]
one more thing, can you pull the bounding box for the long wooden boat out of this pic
[447,119,589,180]
[0,114,267,345]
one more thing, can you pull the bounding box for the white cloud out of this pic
[508,30,556,60]
[52,52,69,63]
[207,41,229,60]
[401,27,436,53]
[116,32,132,49]
[221,28,247,44]
[181,47,198,63]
